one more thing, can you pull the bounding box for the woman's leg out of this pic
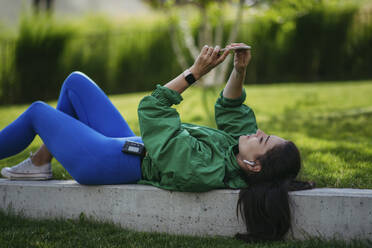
[56,71,135,137]
[0,101,141,184]
[32,71,138,165]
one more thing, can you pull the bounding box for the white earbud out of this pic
[243,160,256,166]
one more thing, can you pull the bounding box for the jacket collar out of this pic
[223,144,248,188]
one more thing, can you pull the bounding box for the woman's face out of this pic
[237,129,286,172]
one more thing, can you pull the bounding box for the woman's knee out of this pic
[26,101,54,120]
[63,71,95,91]
[28,100,49,113]
[66,71,88,81]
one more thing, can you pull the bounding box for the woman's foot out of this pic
[1,153,52,180]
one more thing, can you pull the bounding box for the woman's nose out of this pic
[256,129,266,137]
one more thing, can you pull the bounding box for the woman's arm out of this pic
[223,43,252,99]
[164,45,231,94]
[215,43,257,137]
[138,45,230,163]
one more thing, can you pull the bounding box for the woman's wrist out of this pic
[234,66,246,75]
[189,65,202,81]
[223,67,246,99]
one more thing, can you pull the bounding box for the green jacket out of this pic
[137,85,258,192]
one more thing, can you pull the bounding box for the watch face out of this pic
[184,69,196,85]
[185,74,196,85]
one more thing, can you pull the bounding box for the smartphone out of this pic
[219,45,251,54]
[122,141,146,157]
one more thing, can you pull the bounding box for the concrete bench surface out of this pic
[0,179,371,241]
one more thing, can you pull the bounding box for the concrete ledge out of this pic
[0,179,371,240]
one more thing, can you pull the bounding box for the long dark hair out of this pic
[236,141,308,242]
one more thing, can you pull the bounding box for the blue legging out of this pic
[0,72,142,185]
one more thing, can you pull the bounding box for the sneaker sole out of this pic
[9,175,53,181]
[1,170,52,181]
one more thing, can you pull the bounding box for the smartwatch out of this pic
[183,69,197,85]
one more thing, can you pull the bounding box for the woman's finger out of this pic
[206,46,214,56]
[201,45,209,55]
[211,45,220,60]
[216,48,230,64]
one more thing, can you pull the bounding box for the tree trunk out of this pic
[169,21,189,70]
[216,0,245,86]
[179,10,199,59]
[33,0,54,12]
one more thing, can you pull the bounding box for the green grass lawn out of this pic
[0,211,370,248]
[1,80,372,188]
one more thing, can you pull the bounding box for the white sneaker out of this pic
[1,155,52,180]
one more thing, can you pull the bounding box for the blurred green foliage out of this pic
[0,0,371,104]
[12,15,72,103]
[242,0,371,82]
[0,14,182,104]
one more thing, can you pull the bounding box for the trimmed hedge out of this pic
[242,3,360,83]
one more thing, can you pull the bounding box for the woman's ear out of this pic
[236,155,262,173]
[250,161,261,173]
[242,159,262,173]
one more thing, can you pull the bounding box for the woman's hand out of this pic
[190,45,230,80]
[231,43,251,74]
[222,43,251,99]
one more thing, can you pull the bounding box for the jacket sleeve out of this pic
[214,89,258,138]
[138,85,212,191]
